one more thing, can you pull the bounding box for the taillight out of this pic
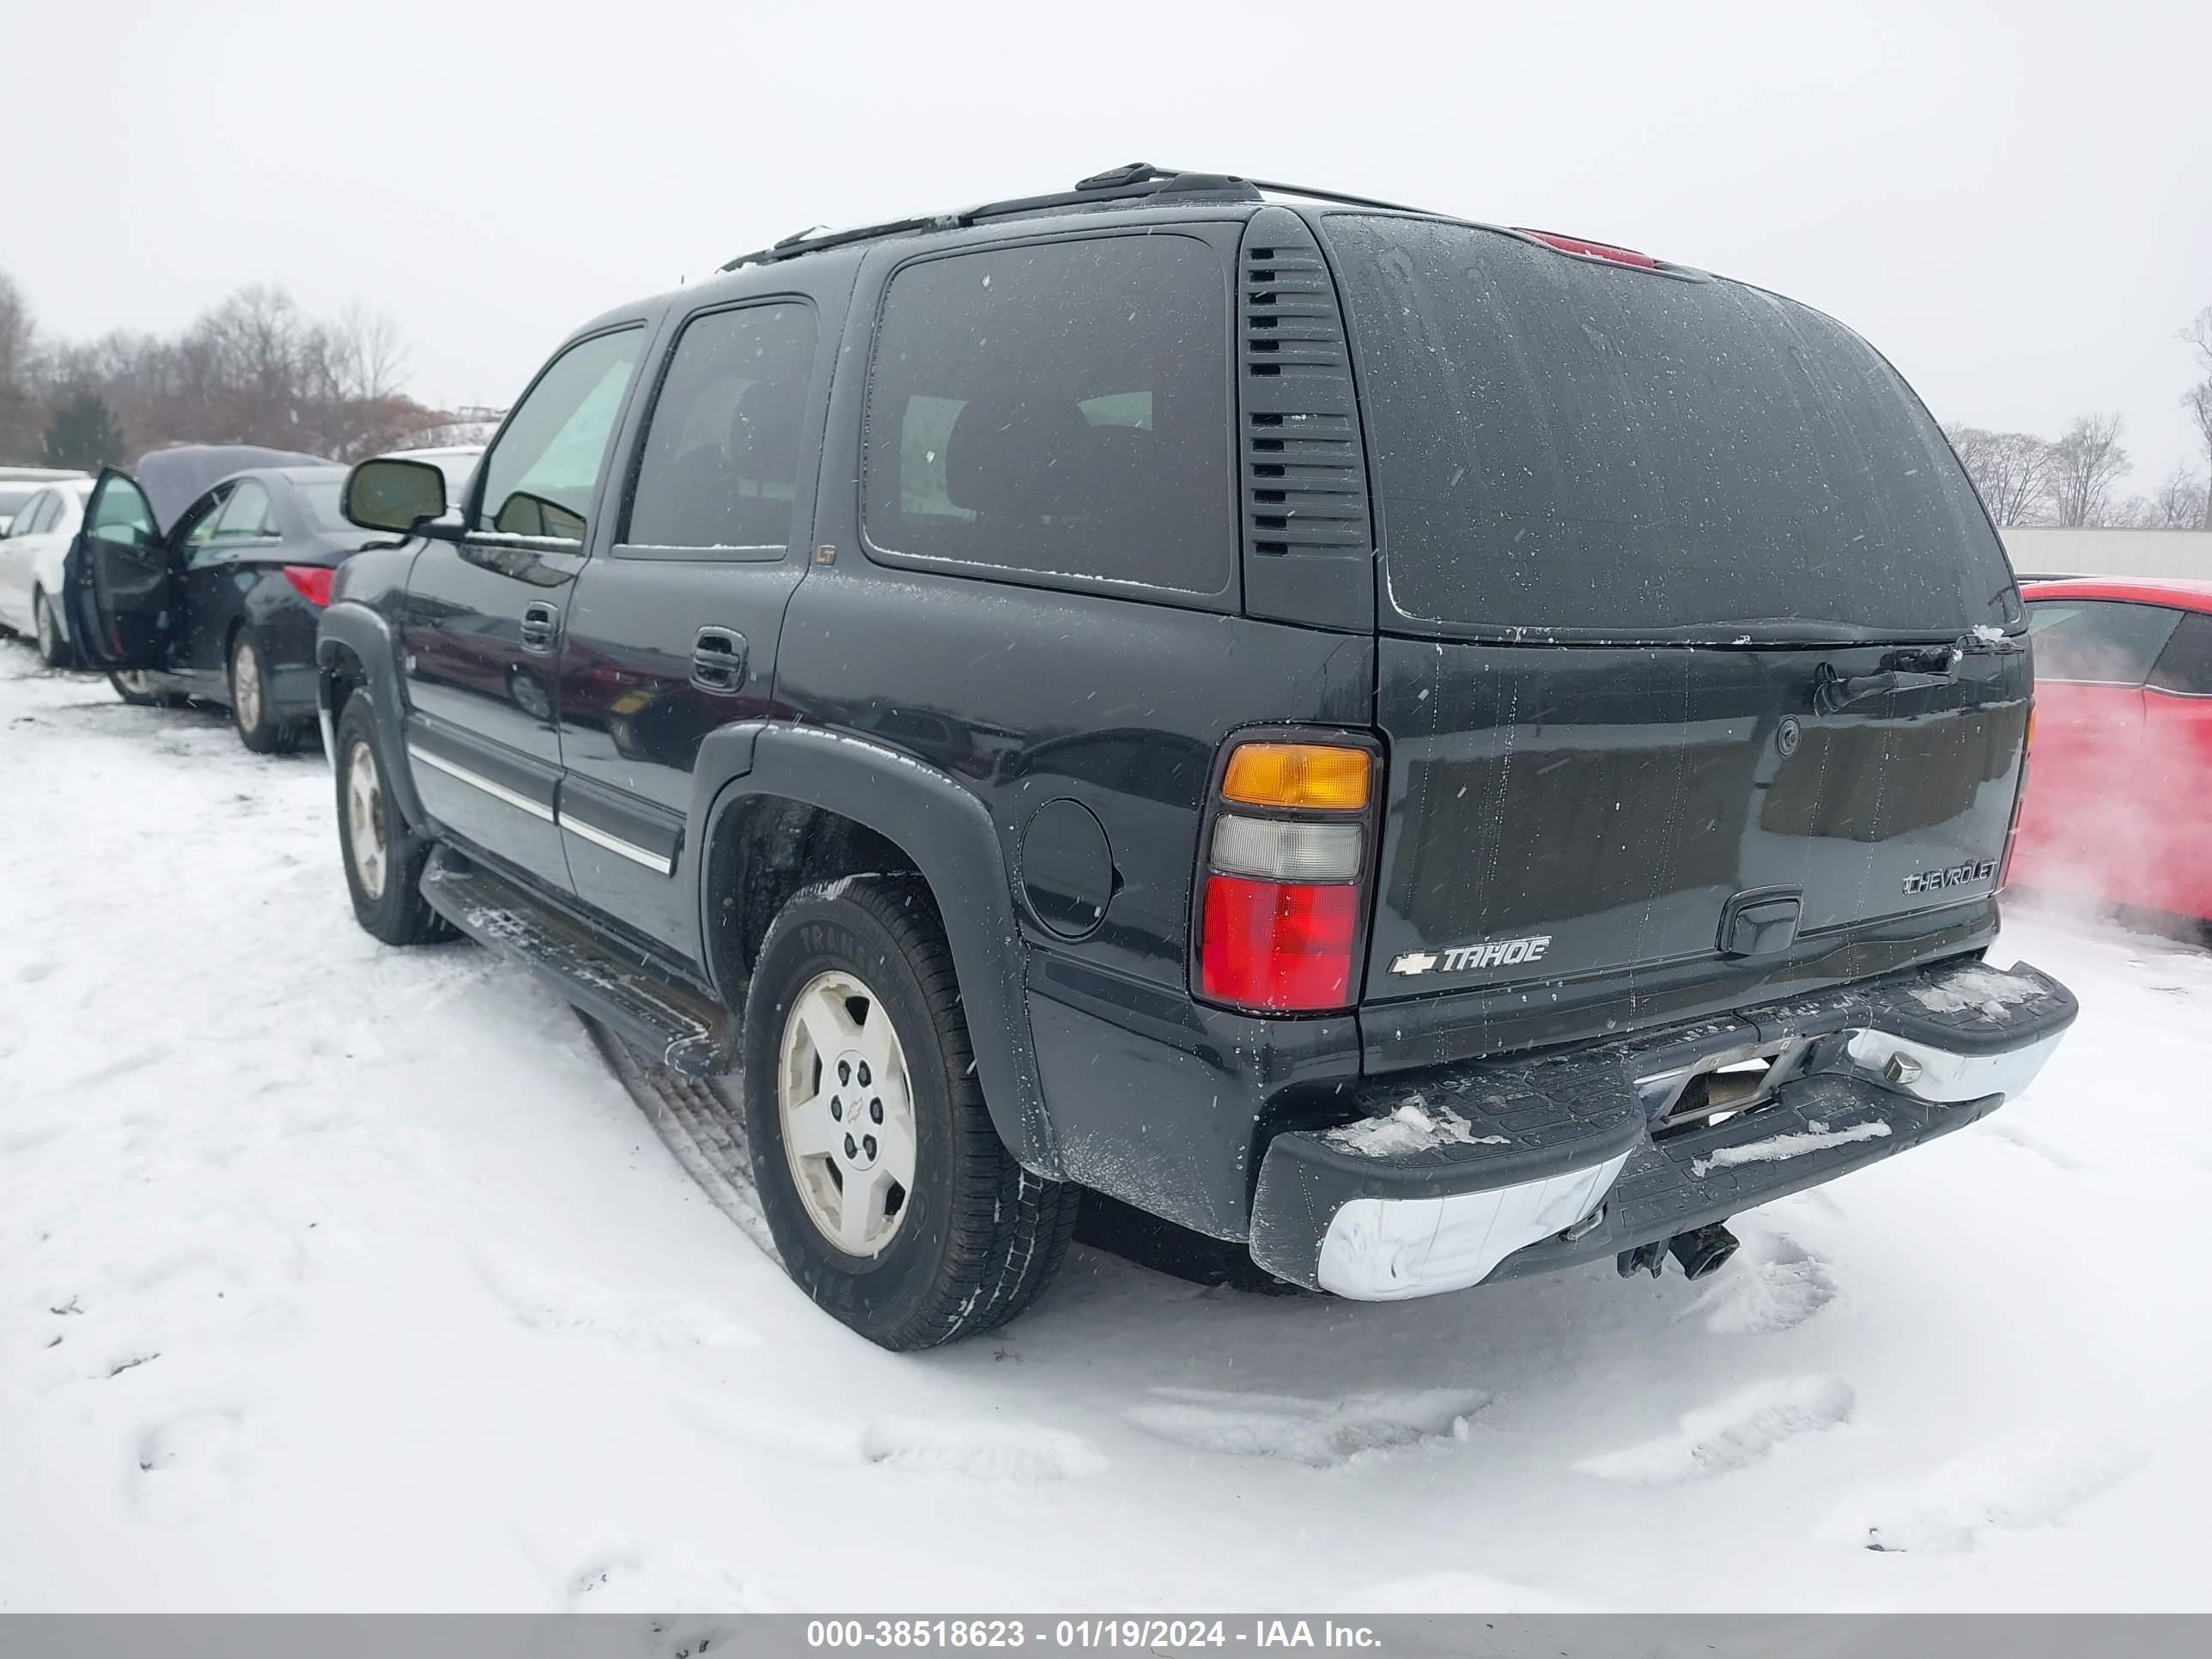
[1196,739,1375,1013]
[1512,228,1662,269]
[283,565,334,606]
[1998,702,2035,891]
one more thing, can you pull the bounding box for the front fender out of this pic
[318,599,428,830]
[692,723,1058,1176]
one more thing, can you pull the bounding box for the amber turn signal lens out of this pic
[1222,743,1370,811]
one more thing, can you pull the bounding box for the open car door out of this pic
[63,468,171,669]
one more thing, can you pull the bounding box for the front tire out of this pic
[736,874,1078,1350]
[33,589,75,669]
[334,694,454,946]
[108,669,169,707]
[230,631,302,754]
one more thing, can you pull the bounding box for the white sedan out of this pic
[0,477,95,665]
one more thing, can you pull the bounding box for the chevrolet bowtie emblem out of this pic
[1389,951,1438,975]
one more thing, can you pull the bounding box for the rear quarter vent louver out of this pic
[1237,205,1375,630]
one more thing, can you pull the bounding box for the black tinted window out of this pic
[2148,610,2212,696]
[2027,600,2182,685]
[628,303,817,551]
[862,234,1233,593]
[1321,215,2019,641]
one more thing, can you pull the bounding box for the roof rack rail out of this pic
[1239,176,1434,214]
[716,165,1440,271]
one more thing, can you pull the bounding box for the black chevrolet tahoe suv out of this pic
[307,165,2074,1349]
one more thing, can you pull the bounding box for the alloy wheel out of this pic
[33,593,61,661]
[234,638,264,732]
[777,969,918,1257]
[346,740,388,899]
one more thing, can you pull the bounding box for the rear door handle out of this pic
[520,602,560,654]
[691,627,748,695]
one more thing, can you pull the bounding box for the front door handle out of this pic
[691,627,748,696]
[520,602,560,654]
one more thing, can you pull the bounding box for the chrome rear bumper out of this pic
[1251,955,2076,1300]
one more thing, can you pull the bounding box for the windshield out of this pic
[1318,214,2020,641]
[0,485,38,520]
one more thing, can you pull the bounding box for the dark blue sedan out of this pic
[65,445,386,753]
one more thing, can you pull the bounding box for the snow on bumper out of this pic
[1249,956,2075,1299]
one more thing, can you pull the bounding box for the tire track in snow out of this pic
[1574,1376,1854,1486]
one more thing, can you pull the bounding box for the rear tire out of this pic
[229,631,302,754]
[33,589,75,669]
[736,874,1078,1350]
[334,693,455,946]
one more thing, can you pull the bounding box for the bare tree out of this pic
[2179,307,2212,530]
[0,270,40,463]
[2111,468,2209,528]
[2045,413,2131,527]
[329,301,409,403]
[20,283,444,464]
[1944,423,2055,525]
[2148,465,2209,530]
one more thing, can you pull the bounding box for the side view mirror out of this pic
[343,457,448,534]
[492,489,586,541]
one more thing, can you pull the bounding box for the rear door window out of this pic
[2146,610,2212,696]
[1319,214,2019,641]
[210,481,279,542]
[2028,599,2183,685]
[625,301,817,555]
[861,234,1233,596]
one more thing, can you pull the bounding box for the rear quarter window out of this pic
[860,233,1234,596]
[1320,214,2018,641]
[2146,609,2212,695]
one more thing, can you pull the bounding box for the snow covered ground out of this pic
[2,639,2207,1613]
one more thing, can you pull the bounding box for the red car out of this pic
[2011,577,2212,924]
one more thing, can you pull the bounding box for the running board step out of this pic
[421,846,734,1076]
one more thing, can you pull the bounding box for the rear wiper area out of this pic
[1812,631,2021,712]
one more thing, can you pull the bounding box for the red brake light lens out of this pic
[283,565,334,606]
[1513,228,1661,269]
[1200,876,1357,1012]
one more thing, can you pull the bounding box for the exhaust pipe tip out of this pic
[1667,1223,1741,1281]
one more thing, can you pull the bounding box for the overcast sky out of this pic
[9,0,2209,491]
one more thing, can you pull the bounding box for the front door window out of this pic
[476,328,646,544]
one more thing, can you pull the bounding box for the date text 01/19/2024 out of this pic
[805,1619,1384,1649]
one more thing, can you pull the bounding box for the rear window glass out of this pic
[861,234,1233,594]
[2029,599,2183,685]
[297,479,358,532]
[1320,215,2019,641]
